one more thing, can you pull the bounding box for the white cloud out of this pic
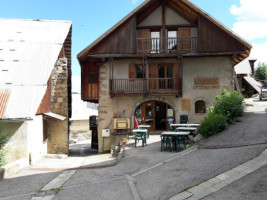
[230,0,267,40]
[72,76,81,93]
[132,0,138,4]
[250,41,267,65]
[231,0,267,64]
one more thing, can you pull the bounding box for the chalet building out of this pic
[77,0,251,153]
[0,19,72,176]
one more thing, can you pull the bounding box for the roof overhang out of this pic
[77,0,252,62]
[43,112,66,121]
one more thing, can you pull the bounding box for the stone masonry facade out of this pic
[47,58,69,154]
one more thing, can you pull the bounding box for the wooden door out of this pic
[178,28,191,53]
[82,62,99,101]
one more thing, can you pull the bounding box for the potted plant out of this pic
[195,101,205,114]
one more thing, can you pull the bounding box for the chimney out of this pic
[248,59,257,75]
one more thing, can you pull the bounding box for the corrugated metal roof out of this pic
[0,19,72,120]
[244,76,262,93]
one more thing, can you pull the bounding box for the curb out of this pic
[170,148,267,200]
[0,158,29,180]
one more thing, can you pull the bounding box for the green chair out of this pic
[134,131,146,147]
[138,126,149,138]
[161,135,172,152]
[180,115,188,124]
[173,135,188,151]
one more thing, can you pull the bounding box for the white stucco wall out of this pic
[139,6,190,27]
[28,115,46,165]
[0,115,47,166]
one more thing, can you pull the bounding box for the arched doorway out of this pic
[135,101,175,131]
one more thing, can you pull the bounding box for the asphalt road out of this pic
[55,97,267,200]
[0,97,267,200]
[202,164,267,200]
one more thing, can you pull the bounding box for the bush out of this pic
[0,126,8,167]
[213,89,244,123]
[197,111,227,137]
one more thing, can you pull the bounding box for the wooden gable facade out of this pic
[78,0,251,103]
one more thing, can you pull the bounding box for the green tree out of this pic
[255,62,267,80]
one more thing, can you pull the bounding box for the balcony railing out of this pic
[137,37,197,54]
[109,78,182,97]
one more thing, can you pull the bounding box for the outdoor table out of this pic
[176,127,197,136]
[161,131,190,152]
[170,123,199,131]
[132,129,147,146]
[138,124,150,138]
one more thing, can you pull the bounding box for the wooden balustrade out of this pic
[137,37,197,54]
[110,78,181,97]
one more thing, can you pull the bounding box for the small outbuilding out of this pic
[0,19,72,176]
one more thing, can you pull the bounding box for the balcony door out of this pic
[158,64,174,89]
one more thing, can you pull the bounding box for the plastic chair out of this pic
[134,131,146,147]
[180,115,188,124]
[161,135,172,152]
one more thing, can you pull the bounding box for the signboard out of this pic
[182,99,191,111]
[194,78,219,84]
[194,77,220,90]
[194,85,210,89]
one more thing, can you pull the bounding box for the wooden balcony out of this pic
[109,78,182,97]
[137,37,197,54]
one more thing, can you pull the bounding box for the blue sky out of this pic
[1,0,266,92]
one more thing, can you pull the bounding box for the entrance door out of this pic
[135,102,155,131]
[155,102,166,130]
[135,101,175,131]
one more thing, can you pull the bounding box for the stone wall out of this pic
[69,120,91,143]
[47,58,69,154]
[97,56,234,152]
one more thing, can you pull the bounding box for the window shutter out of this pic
[174,63,179,78]
[178,28,191,52]
[149,64,158,90]
[129,64,135,78]
[138,29,151,53]
[174,63,179,90]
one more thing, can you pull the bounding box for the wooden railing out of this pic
[109,78,182,97]
[137,37,197,54]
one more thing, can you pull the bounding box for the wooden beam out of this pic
[167,1,196,25]
[162,0,166,52]
[136,0,161,25]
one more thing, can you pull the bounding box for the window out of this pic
[88,73,97,83]
[151,31,160,53]
[168,31,177,51]
[136,65,145,78]
[195,100,206,114]
[158,64,173,89]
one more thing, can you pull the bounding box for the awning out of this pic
[243,77,262,93]
[43,112,66,120]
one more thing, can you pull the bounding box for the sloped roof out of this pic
[235,59,252,75]
[0,19,72,120]
[77,0,251,60]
